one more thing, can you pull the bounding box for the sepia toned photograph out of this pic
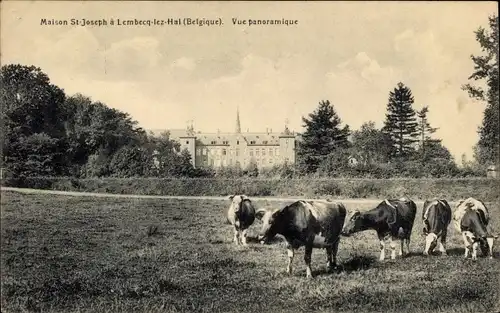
[1,1,499,312]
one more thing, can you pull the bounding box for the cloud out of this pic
[325,52,401,129]
[171,57,196,71]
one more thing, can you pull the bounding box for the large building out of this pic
[150,109,297,169]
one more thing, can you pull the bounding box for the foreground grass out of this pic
[1,191,499,313]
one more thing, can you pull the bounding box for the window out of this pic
[262,148,266,156]
[269,149,273,156]
[249,150,253,156]
[236,149,240,156]
[222,149,227,156]
[237,140,239,145]
[256,150,260,156]
[196,148,201,156]
[269,158,273,164]
[203,148,207,155]
[276,149,280,156]
[211,141,216,144]
[263,140,268,144]
[250,141,256,144]
[223,141,229,145]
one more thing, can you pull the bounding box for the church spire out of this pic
[235,106,241,133]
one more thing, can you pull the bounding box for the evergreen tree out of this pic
[382,82,419,158]
[416,106,440,157]
[462,15,499,166]
[296,100,350,174]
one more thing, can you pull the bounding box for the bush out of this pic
[4,177,499,202]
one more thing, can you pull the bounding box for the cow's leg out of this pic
[389,236,397,260]
[487,237,494,259]
[304,244,314,278]
[378,234,386,261]
[331,238,340,269]
[399,239,404,256]
[471,241,479,261]
[424,233,437,256]
[405,233,411,255]
[241,228,248,246]
[437,232,447,255]
[286,243,294,275]
[326,246,333,271]
[233,227,240,245]
[462,232,471,258]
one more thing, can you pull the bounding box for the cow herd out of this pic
[226,195,497,278]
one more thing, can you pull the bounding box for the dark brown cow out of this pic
[341,198,417,261]
[421,199,452,255]
[255,200,346,278]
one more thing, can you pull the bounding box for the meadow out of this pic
[1,190,499,313]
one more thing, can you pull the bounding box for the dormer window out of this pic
[223,141,229,145]
[211,141,216,144]
[263,140,268,144]
[250,141,256,144]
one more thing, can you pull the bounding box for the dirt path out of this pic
[0,186,440,204]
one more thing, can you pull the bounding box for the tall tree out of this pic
[462,15,499,166]
[382,82,419,158]
[416,106,440,157]
[296,100,350,173]
[1,64,69,177]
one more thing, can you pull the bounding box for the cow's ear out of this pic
[255,208,267,220]
[228,195,235,201]
[352,210,361,218]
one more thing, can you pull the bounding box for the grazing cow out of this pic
[255,200,346,278]
[226,195,256,246]
[453,197,497,260]
[421,199,452,256]
[341,198,417,261]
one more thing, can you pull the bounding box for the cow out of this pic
[421,199,452,256]
[341,198,417,261]
[453,197,497,260]
[255,200,346,278]
[226,195,256,246]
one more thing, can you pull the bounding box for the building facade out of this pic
[152,109,297,169]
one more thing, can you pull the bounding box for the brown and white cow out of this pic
[226,195,256,246]
[421,199,452,255]
[255,200,346,278]
[341,198,417,261]
[453,197,497,260]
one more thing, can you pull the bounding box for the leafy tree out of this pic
[421,141,453,162]
[64,94,148,176]
[175,149,195,177]
[462,15,499,166]
[5,133,66,177]
[382,82,419,158]
[296,100,350,173]
[108,145,153,177]
[244,158,259,177]
[351,121,393,164]
[1,64,69,177]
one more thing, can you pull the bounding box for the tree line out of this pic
[1,15,498,180]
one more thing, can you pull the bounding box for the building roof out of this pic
[148,129,297,146]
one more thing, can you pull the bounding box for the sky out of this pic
[1,1,497,161]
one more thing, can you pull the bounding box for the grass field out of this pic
[1,190,500,313]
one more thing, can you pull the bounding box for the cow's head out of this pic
[228,195,249,227]
[255,207,283,244]
[341,210,363,236]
